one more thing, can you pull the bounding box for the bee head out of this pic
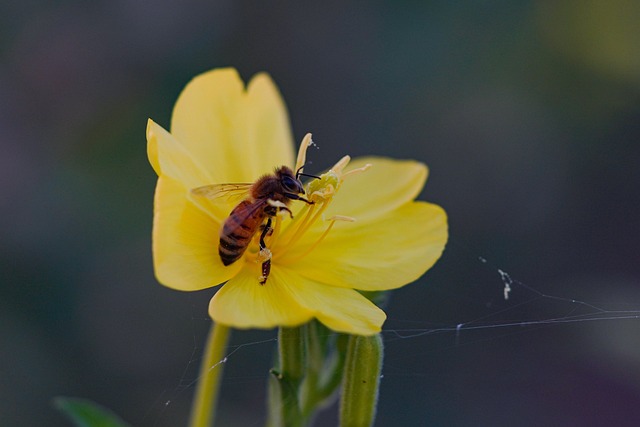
[276,166,306,195]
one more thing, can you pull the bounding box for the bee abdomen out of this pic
[219,228,253,266]
[219,244,243,266]
[218,201,262,266]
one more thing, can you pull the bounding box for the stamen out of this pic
[284,202,328,249]
[260,141,368,270]
[283,215,355,264]
[327,215,356,222]
[331,155,351,174]
[295,204,329,242]
[342,163,372,178]
[266,215,283,250]
[276,202,315,243]
[295,133,313,174]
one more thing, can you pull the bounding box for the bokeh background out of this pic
[2,1,640,426]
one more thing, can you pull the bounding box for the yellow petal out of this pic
[276,268,386,336]
[325,157,428,223]
[148,119,231,223]
[209,265,385,335]
[209,267,313,329]
[288,201,448,291]
[245,73,296,172]
[147,120,161,176]
[152,176,241,291]
[170,68,295,183]
[147,119,212,188]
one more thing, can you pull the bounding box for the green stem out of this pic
[339,334,383,427]
[300,325,347,416]
[279,326,306,426]
[279,326,306,382]
[268,326,306,427]
[189,322,231,427]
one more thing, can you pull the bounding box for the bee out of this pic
[191,166,316,284]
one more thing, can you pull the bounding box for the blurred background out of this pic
[2,1,640,426]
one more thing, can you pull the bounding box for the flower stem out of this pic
[279,326,306,382]
[339,334,383,427]
[189,322,231,427]
[268,326,306,427]
[300,323,346,416]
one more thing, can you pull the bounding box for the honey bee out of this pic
[191,166,316,284]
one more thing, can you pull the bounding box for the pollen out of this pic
[258,247,272,262]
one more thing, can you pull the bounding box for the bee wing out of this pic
[190,183,252,204]
[224,198,270,232]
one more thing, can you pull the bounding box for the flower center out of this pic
[244,135,371,279]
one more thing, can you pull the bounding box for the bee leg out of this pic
[279,206,294,219]
[258,218,273,285]
[259,259,271,285]
[259,217,272,250]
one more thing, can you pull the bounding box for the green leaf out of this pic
[53,397,132,427]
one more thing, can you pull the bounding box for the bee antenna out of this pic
[299,172,321,180]
[296,165,320,180]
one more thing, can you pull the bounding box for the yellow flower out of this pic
[147,68,448,336]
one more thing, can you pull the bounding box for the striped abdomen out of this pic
[219,200,266,266]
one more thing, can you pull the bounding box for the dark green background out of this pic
[2,1,640,426]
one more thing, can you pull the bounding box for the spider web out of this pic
[144,238,640,426]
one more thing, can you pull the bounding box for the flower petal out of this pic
[209,267,313,329]
[170,68,295,183]
[147,119,212,187]
[153,176,241,291]
[149,119,246,223]
[324,157,428,223]
[275,268,386,336]
[209,265,385,335]
[245,73,296,172]
[286,201,448,291]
